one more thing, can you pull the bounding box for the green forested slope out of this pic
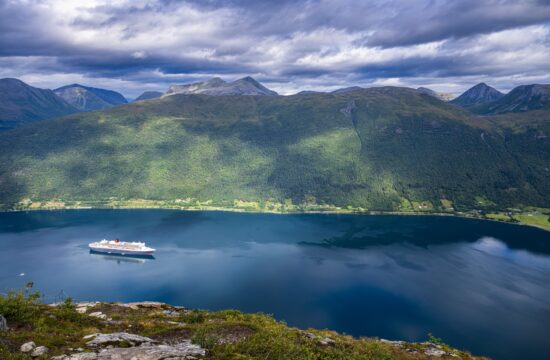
[0,87,548,212]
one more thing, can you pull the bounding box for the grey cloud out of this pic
[0,0,549,97]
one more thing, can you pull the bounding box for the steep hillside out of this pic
[54,84,127,111]
[165,76,278,96]
[450,83,503,106]
[0,87,548,213]
[134,91,163,101]
[0,78,76,130]
[470,84,550,114]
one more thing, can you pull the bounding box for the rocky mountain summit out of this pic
[54,84,127,111]
[165,76,278,96]
[450,83,503,106]
[0,78,76,130]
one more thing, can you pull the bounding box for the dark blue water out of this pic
[1,210,550,360]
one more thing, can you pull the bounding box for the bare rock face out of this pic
[0,314,8,331]
[116,301,167,310]
[88,311,107,319]
[84,332,156,347]
[30,345,49,357]
[96,341,205,359]
[165,76,278,97]
[54,340,205,360]
[424,347,447,357]
[51,354,98,360]
[303,332,335,346]
[20,341,36,353]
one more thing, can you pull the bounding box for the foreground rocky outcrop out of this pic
[0,297,487,360]
[52,335,205,360]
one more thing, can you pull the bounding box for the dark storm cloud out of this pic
[0,0,549,96]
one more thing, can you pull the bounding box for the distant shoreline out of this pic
[3,204,549,232]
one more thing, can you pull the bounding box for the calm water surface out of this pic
[1,210,550,360]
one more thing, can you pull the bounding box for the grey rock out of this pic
[162,310,179,317]
[20,341,36,353]
[0,314,8,331]
[116,301,166,310]
[424,347,447,357]
[85,332,156,347]
[379,339,404,346]
[75,302,98,314]
[303,332,335,346]
[96,341,205,359]
[88,312,107,319]
[52,354,98,360]
[57,341,205,360]
[30,345,48,357]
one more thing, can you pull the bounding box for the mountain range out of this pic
[0,76,549,218]
[53,84,128,111]
[467,84,550,114]
[0,84,548,215]
[0,78,76,131]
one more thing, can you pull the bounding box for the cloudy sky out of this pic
[1,0,550,98]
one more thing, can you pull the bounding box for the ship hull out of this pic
[88,246,155,256]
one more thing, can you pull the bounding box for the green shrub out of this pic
[0,290,41,325]
[180,310,207,324]
[54,297,80,322]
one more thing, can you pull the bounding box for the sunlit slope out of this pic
[0,86,548,211]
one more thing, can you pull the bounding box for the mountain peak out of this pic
[239,76,258,84]
[165,76,278,97]
[450,83,503,106]
[205,77,226,86]
[0,78,76,130]
[473,83,550,114]
[53,84,127,111]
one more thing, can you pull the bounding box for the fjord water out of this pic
[1,210,549,359]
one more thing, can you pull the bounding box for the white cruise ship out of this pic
[88,239,155,256]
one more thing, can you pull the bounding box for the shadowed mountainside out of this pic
[54,84,127,111]
[450,83,503,107]
[468,84,550,114]
[0,78,77,131]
